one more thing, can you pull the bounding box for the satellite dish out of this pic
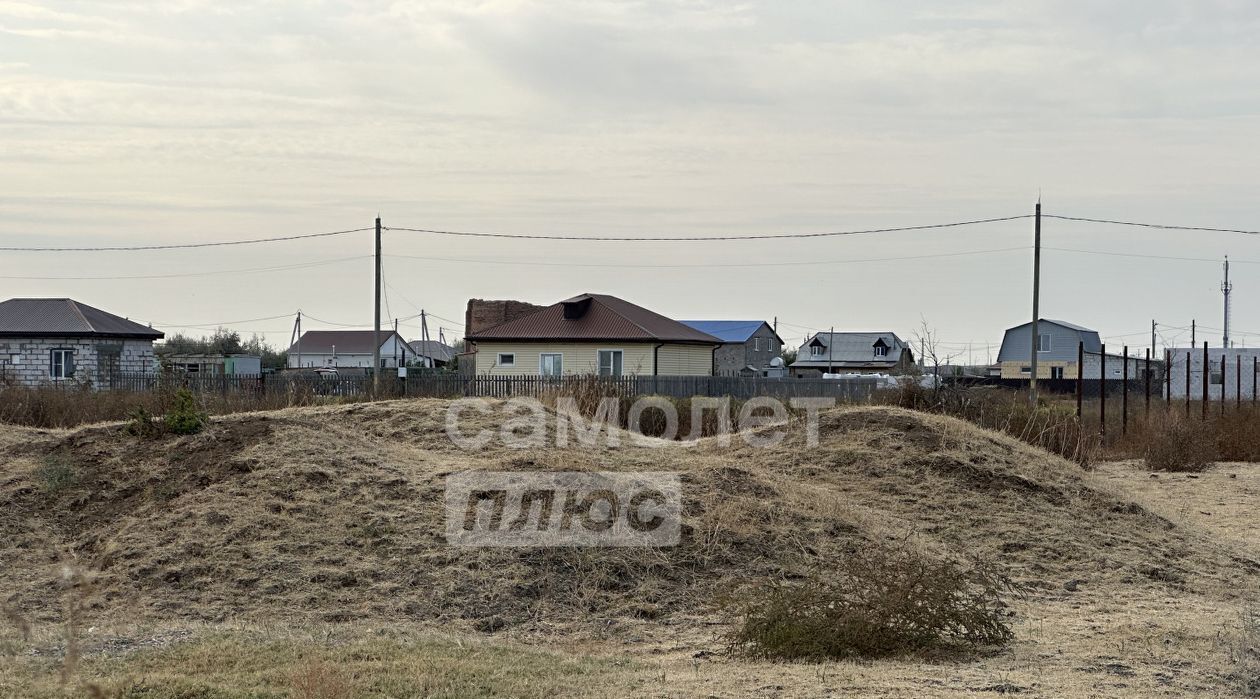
[770,357,785,367]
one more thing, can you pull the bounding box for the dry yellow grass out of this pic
[1,399,1258,697]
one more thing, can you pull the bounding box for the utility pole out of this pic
[1029,200,1042,403]
[291,311,302,370]
[1223,256,1233,348]
[1151,320,1157,358]
[1191,320,1196,347]
[420,310,432,368]
[373,216,382,392]
[394,318,400,368]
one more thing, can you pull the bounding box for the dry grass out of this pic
[2,399,1259,696]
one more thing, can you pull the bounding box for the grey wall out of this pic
[713,324,783,374]
[998,322,1098,364]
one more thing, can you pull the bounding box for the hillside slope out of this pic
[2,399,1253,640]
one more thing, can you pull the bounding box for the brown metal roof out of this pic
[0,298,164,339]
[466,293,720,344]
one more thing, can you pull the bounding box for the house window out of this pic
[874,345,888,358]
[497,353,516,368]
[1020,366,1031,375]
[50,348,75,379]
[753,338,762,352]
[810,344,824,357]
[539,353,563,376]
[597,349,623,377]
[1038,334,1051,353]
[1051,366,1064,380]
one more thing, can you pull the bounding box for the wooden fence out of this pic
[99,372,882,401]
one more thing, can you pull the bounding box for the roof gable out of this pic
[467,293,720,344]
[678,320,778,344]
[0,298,163,339]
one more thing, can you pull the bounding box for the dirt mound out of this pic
[0,401,1253,637]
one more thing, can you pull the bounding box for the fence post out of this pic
[1202,342,1209,421]
[1221,353,1228,417]
[1254,356,1257,406]
[1237,354,1242,411]
[1122,346,1128,435]
[1144,348,1151,416]
[1099,344,1106,438]
[1183,352,1190,416]
[1076,341,1084,419]
[1164,349,1171,406]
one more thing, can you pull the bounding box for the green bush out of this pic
[165,388,209,435]
[36,456,77,495]
[724,540,1016,661]
[124,406,162,438]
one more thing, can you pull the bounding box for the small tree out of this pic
[165,388,208,435]
[912,318,961,390]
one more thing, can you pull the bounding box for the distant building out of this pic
[789,331,914,378]
[408,340,456,368]
[161,353,261,376]
[996,319,1147,381]
[1167,347,1260,400]
[0,297,163,387]
[286,330,416,369]
[679,320,783,375]
[465,293,719,376]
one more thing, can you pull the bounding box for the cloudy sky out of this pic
[2,1,1257,359]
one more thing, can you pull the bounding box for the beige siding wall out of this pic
[474,342,656,376]
[999,360,1077,379]
[656,343,714,375]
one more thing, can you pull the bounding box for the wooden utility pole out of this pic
[1029,201,1042,403]
[373,216,382,392]
[290,311,302,370]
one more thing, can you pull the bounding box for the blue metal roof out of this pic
[679,320,768,343]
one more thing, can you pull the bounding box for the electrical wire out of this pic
[384,247,1028,269]
[0,255,370,281]
[383,215,1031,242]
[1044,214,1259,236]
[0,227,373,252]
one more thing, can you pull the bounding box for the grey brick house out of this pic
[679,320,783,375]
[0,298,163,387]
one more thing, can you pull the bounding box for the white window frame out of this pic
[753,337,762,352]
[50,348,75,379]
[1038,333,1052,353]
[497,352,516,368]
[810,344,824,357]
[597,349,624,377]
[539,353,563,376]
[874,344,888,358]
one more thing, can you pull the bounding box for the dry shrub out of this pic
[1214,407,1260,462]
[1142,411,1217,472]
[291,661,353,699]
[1229,606,1260,696]
[724,538,1017,661]
[895,384,1098,466]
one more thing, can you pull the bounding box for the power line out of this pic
[0,226,373,252]
[1046,247,1260,264]
[385,247,1028,269]
[0,255,369,281]
[151,313,296,328]
[1044,214,1259,236]
[383,215,1032,242]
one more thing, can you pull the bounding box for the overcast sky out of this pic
[2,1,1257,361]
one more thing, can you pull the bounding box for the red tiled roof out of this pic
[466,293,719,344]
